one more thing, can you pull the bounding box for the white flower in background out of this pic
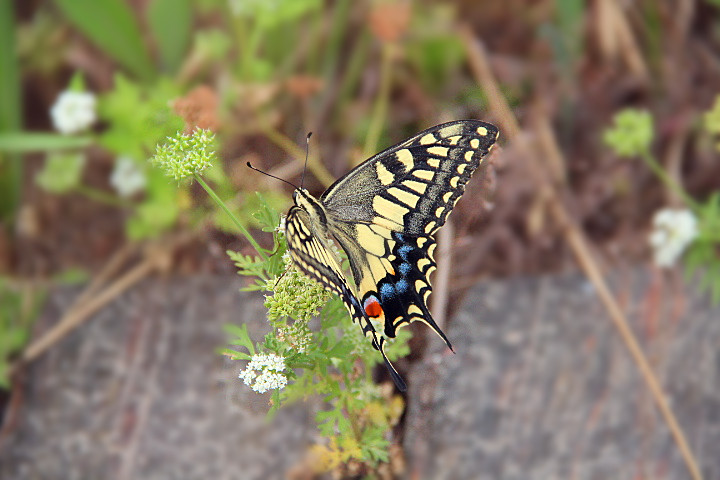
[50,91,97,135]
[110,156,147,198]
[648,208,698,268]
[238,353,288,393]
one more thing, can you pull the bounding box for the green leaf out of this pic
[126,169,179,239]
[147,0,192,73]
[0,133,93,153]
[53,0,155,80]
[0,1,22,221]
[224,323,256,356]
[35,152,86,193]
[98,75,183,160]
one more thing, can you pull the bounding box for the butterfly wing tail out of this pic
[376,337,407,392]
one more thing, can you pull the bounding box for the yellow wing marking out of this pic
[355,224,386,256]
[404,180,428,195]
[427,146,449,156]
[372,196,409,221]
[387,187,420,208]
[419,133,437,145]
[396,149,414,171]
[375,162,395,186]
[413,169,434,181]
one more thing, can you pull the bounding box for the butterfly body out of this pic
[284,120,499,391]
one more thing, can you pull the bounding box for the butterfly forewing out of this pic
[283,120,498,391]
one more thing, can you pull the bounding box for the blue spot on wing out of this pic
[399,262,412,275]
[398,245,413,260]
[395,279,410,293]
[380,283,395,300]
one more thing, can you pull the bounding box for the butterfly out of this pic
[284,120,499,391]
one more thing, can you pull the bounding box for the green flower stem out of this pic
[194,173,268,261]
[640,151,701,212]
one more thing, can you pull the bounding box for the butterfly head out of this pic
[292,188,328,227]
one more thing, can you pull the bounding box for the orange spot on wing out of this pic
[365,299,383,318]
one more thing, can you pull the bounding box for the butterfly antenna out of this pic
[300,132,312,189]
[246,162,299,190]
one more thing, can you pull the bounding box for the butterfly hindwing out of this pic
[285,203,407,390]
[283,120,498,390]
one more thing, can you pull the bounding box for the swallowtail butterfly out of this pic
[284,120,498,391]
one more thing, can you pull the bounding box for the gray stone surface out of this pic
[0,276,317,480]
[405,269,720,480]
[2,270,719,480]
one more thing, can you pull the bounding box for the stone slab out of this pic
[405,269,720,480]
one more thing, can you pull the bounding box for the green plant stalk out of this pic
[641,150,700,212]
[0,1,21,223]
[363,43,393,159]
[245,24,264,80]
[194,173,268,261]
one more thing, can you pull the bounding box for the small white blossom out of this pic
[238,353,287,393]
[648,208,698,268]
[276,215,286,234]
[50,91,97,135]
[110,156,147,197]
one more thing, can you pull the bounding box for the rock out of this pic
[0,276,316,480]
[405,269,720,479]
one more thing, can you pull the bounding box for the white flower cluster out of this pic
[648,208,698,268]
[50,91,97,135]
[238,353,288,393]
[110,156,147,197]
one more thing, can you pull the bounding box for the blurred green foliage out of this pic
[0,281,45,388]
